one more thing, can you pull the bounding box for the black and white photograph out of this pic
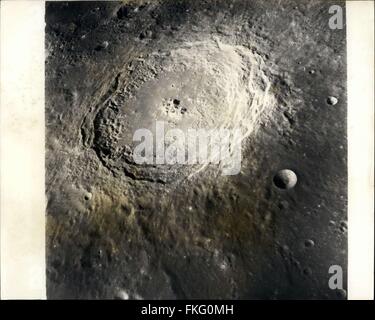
[0,0,373,305]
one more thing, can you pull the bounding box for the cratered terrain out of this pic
[45,0,347,299]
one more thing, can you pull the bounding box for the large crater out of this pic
[87,39,276,183]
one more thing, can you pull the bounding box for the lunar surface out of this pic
[46,0,347,299]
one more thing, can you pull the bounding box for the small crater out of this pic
[336,289,347,299]
[117,6,130,19]
[139,32,146,40]
[164,98,186,115]
[273,169,297,189]
[304,239,315,248]
[339,221,347,232]
[326,96,338,106]
[329,220,336,227]
[95,41,109,51]
[84,192,92,201]
[115,289,129,300]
